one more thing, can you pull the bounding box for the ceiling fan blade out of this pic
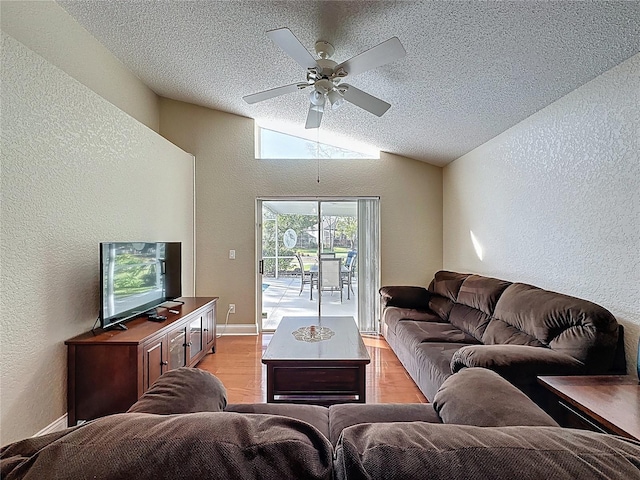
[335,37,406,78]
[267,28,319,70]
[341,84,391,117]
[305,104,323,129]
[243,83,308,104]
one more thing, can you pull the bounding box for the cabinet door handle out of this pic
[183,342,192,347]
[161,361,168,366]
[203,328,209,332]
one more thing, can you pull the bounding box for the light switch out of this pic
[229,249,236,260]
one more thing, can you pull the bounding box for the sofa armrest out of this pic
[127,367,227,414]
[432,368,558,427]
[450,345,584,381]
[379,286,431,310]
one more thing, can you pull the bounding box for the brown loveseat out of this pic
[380,270,626,403]
[2,367,639,479]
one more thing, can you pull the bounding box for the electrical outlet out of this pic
[229,304,235,314]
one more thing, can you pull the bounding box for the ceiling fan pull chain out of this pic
[317,121,320,184]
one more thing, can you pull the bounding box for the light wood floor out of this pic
[197,333,428,404]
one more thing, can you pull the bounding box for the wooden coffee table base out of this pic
[262,316,370,406]
[265,360,367,405]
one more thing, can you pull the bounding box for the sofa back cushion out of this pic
[427,295,455,321]
[334,423,640,480]
[427,271,470,322]
[328,403,441,447]
[482,319,546,347]
[1,412,334,480]
[225,403,330,440]
[447,304,492,341]
[441,274,510,340]
[456,274,512,315]
[486,283,620,370]
[428,271,469,301]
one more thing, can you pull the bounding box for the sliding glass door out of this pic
[257,198,379,332]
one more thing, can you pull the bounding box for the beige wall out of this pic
[0,33,195,445]
[159,98,443,325]
[1,0,160,131]
[443,53,640,375]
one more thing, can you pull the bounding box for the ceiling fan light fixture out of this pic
[327,89,345,110]
[309,89,326,106]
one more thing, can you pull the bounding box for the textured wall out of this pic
[0,33,195,445]
[443,53,640,375]
[1,0,159,131]
[159,98,443,325]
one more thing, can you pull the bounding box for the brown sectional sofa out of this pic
[3,367,640,479]
[380,270,626,403]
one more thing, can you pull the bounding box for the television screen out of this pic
[100,242,181,329]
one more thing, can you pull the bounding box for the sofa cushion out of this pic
[0,427,82,475]
[447,303,492,341]
[427,294,455,321]
[490,283,620,371]
[328,403,441,446]
[1,412,334,480]
[413,342,471,400]
[427,271,470,301]
[456,274,511,315]
[432,367,558,427]
[225,403,330,440]
[334,423,640,480]
[383,306,442,336]
[447,273,512,341]
[396,321,480,352]
[482,317,546,346]
[127,367,227,415]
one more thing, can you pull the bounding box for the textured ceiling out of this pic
[57,1,640,166]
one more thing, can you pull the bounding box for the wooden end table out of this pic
[537,375,640,440]
[262,316,370,405]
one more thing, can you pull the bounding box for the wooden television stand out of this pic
[66,297,217,426]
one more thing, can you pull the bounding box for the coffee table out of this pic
[262,316,370,405]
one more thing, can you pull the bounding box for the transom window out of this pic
[257,126,379,160]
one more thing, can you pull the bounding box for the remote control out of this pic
[147,314,166,322]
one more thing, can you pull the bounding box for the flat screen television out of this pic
[100,242,182,329]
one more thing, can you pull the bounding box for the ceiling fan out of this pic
[243,28,406,129]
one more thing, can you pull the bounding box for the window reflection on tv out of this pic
[106,242,164,309]
[100,242,181,329]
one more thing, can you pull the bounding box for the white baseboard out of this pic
[217,323,258,335]
[33,414,68,437]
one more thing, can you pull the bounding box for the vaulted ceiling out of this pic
[58,1,639,166]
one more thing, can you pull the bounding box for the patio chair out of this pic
[342,252,357,300]
[295,253,312,296]
[319,257,343,302]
